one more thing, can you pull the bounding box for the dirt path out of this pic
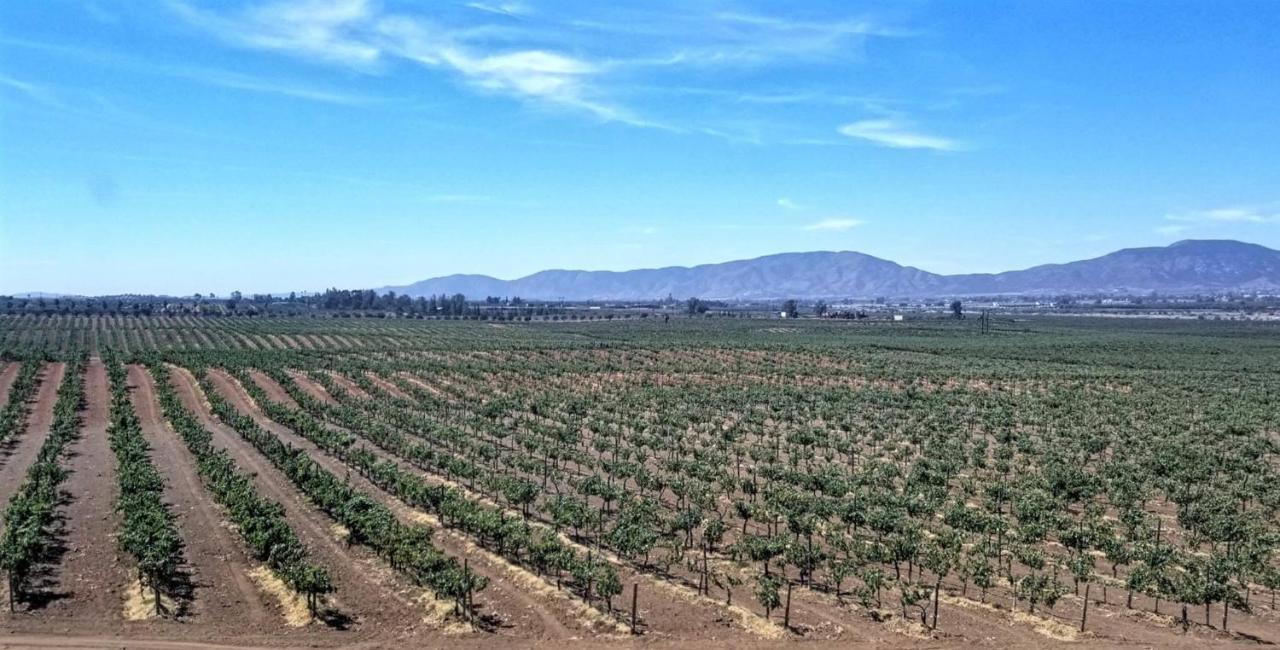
[40,359,126,622]
[0,361,20,407]
[204,368,586,641]
[126,365,271,626]
[164,365,444,641]
[285,370,337,406]
[245,369,298,409]
[0,363,65,507]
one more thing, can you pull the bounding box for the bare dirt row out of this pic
[126,365,272,626]
[34,358,126,626]
[163,365,442,644]
[206,367,603,640]
[0,363,65,507]
[0,361,21,408]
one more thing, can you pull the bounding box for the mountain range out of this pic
[380,240,1280,301]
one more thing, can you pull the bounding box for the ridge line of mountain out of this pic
[378,239,1279,301]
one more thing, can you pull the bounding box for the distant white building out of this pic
[779,311,789,318]
[893,314,904,321]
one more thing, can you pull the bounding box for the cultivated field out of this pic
[0,314,1277,649]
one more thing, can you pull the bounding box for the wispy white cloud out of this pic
[438,48,618,120]
[1157,204,1279,235]
[166,0,661,126]
[776,197,804,211]
[163,1,913,134]
[734,90,881,107]
[174,65,378,104]
[1,37,379,106]
[1165,206,1278,224]
[805,218,863,231]
[838,118,960,151]
[1156,224,1192,236]
[0,74,66,109]
[582,9,909,68]
[715,12,911,40]
[466,1,530,17]
[166,0,381,66]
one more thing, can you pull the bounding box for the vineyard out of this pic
[0,313,1276,648]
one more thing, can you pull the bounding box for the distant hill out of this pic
[380,240,1280,300]
[7,292,71,299]
[943,240,1280,296]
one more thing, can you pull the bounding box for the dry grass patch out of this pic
[942,593,1079,642]
[123,577,179,621]
[330,522,351,541]
[417,592,473,634]
[248,566,311,627]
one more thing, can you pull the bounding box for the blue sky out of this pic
[2,0,1279,295]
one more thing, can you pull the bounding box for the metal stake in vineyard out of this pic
[630,583,639,634]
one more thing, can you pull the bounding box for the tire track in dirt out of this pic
[0,363,64,507]
[204,368,583,641]
[126,365,271,625]
[164,365,452,640]
[41,359,126,622]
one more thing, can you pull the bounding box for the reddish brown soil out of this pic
[36,359,127,623]
[0,364,64,501]
[245,370,298,409]
[318,371,369,400]
[1,627,1271,650]
[126,365,272,625]
[205,368,594,641]
[0,361,20,407]
[163,365,460,642]
[283,370,337,406]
